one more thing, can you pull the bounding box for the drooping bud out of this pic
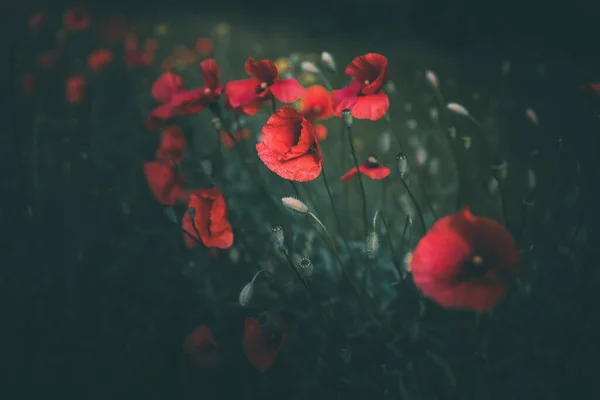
[342,109,353,128]
[296,257,314,278]
[447,102,470,117]
[281,197,308,215]
[365,231,380,259]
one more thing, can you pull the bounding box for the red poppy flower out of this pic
[332,53,390,121]
[410,206,520,312]
[243,313,286,373]
[340,154,390,181]
[63,6,91,31]
[156,125,186,163]
[183,325,220,367]
[220,127,250,149]
[87,49,113,72]
[225,57,305,115]
[38,49,60,69]
[256,107,323,182]
[21,73,35,94]
[143,161,189,206]
[29,11,45,30]
[152,72,184,103]
[182,187,234,249]
[195,37,213,56]
[300,85,333,141]
[65,75,85,104]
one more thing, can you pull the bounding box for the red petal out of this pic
[302,85,333,120]
[156,125,186,163]
[244,57,278,83]
[350,92,389,120]
[340,167,359,182]
[225,78,260,108]
[345,53,388,94]
[243,316,286,373]
[269,78,305,104]
[360,164,390,180]
[200,58,220,89]
[256,142,322,182]
[241,101,262,116]
[152,72,184,103]
[143,161,188,206]
[183,326,220,367]
[581,82,600,95]
[314,124,328,141]
[332,80,362,116]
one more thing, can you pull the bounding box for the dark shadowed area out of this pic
[1,1,599,399]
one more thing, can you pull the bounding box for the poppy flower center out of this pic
[364,79,370,85]
[204,88,211,94]
[366,155,379,168]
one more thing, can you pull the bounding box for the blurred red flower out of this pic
[63,6,91,31]
[182,187,234,249]
[156,125,186,163]
[124,34,158,69]
[340,154,390,181]
[194,37,213,56]
[29,11,45,30]
[143,161,188,206]
[256,107,323,182]
[65,74,85,104]
[225,57,305,115]
[243,313,286,373]
[410,206,520,312]
[183,326,220,367]
[21,73,35,94]
[88,49,113,72]
[333,53,390,120]
[300,85,333,141]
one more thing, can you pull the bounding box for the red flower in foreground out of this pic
[243,313,286,373]
[143,161,188,206]
[225,57,305,115]
[183,326,220,367]
[65,75,85,104]
[300,85,333,141]
[410,206,520,312]
[340,154,390,181]
[88,49,113,72]
[63,6,91,31]
[256,107,323,182]
[156,125,186,163]
[182,188,233,250]
[333,53,390,120]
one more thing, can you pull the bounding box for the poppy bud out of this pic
[365,231,380,259]
[425,70,439,89]
[300,61,319,74]
[211,116,222,131]
[271,224,284,248]
[296,257,313,278]
[447,102,470,117]
[257,311,282,334]
[281,197,309,214]
[320,51,336,73]
[525,108,538,126]
[342,109,353,128]
[490,158,508,181]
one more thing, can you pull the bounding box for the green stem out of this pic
[345,124,369,235]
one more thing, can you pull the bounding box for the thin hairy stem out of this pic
[345,124,369,235]
[399,176,427,234]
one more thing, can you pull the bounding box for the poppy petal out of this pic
[152,72,184,103]
[350,92,389,121]
[225,78,260,108]
[200,58,220,89]
[269,78,305,104]
[245,57,278,83]
[257,143,322,182]
[143,161,188,206]
[314,124,328,141]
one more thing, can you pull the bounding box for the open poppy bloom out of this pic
[88,49,113,72]
[182,187,234,249]
[156,125,186,163]
[256,107,323,182]
[183,325,220,367]
[340,154,390,181]
[172,58,224,111]
[225,57,305,115]
[65,74,85,104]
[410,206,520,312]
[300,85,333,141]
[63,6,91,31]
[146,72,185,129]
[243,313,287,373]
[333,53,390,121]
[143,161,189,206]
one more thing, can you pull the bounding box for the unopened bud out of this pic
[320,51,336,73]
[342,109,353,128]
[425,70,439,89]
[281,197,308,214]
[271,224,284,248]
[300,61,320,74]
[447,102,470,117]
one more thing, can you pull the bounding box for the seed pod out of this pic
[396,152,408,178]
[342,109,353,128]
[296,257,314,278]
[271,224,284,248]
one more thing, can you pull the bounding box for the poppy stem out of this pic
[345,124,369,235]
[401,215,411,249]
[497,178,509,228]
[399,176,427,235]
[272,98,277,114]
[373,210,402,276]
[280,246,311,293]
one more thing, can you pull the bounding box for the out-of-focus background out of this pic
[1,0,599,399]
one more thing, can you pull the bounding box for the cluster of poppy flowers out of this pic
[184,313,286,373]
[143,50,523,315]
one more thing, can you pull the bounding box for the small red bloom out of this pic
[182,188,234,249]
[340,154,390,181]
[225,57,305,115]
[220,127,250,149]
[143,161,189,206]
[332,53,390,121]
[300,85,333,141]
[152,72,184,103]
[194,37,213,56]
[156,125,186,163]
[256,107,323,182]
[410,206,520,312]
[29,11,45,30]
[183,325,220,367]
[243,313,286,373]
[88,49,113,72]
[65,74,85,104]
[63,6,91,31]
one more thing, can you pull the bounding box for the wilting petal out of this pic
[183,326,220,367]
[269,78,305,103]
[156,125,186,163]
[256,143,322,182]
[225,78,260,108]
[243,316,287,373]
[351,92,389,121]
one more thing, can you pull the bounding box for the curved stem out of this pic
[345,124,369,235]
[375,210,402,276]
[399,176,427,234]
